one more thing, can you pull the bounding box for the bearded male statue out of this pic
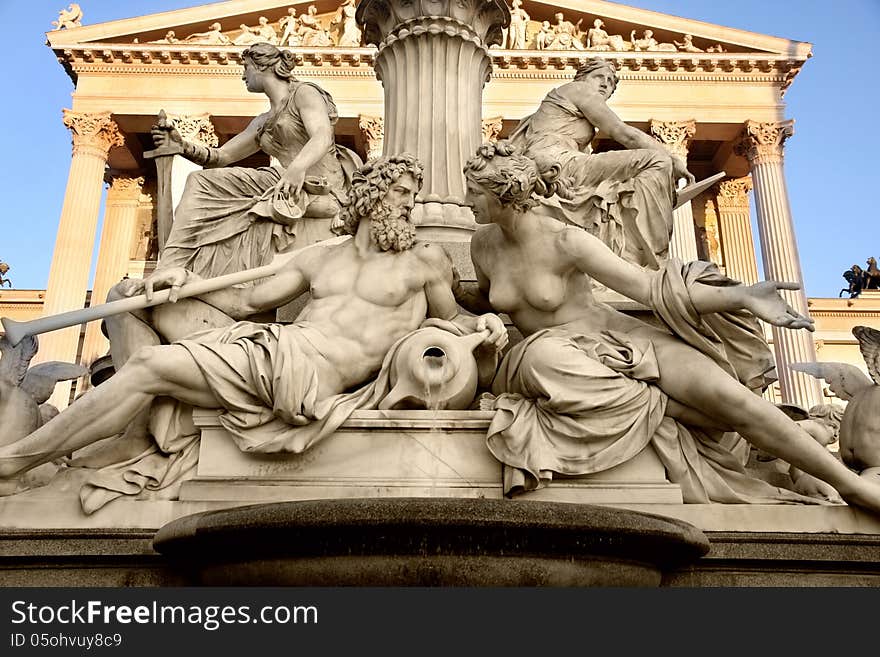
[0,154,507,499]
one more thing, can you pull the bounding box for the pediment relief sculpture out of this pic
[51,3,82,31]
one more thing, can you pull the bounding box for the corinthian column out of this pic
[358,114,384,161]
[734,120,822,408]
[650,119,698,262]
[357,0,510,240]
[715,177,759,285]
[37,110,124,408]
[78,173,145,383]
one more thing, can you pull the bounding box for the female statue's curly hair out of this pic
[241,42,298,80]
[336,154,425,236]
[463,140,571,212]
[573,57,619,91]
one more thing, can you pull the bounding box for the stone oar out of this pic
[0,260,283,348]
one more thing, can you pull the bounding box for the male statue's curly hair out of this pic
[336,154,424,236]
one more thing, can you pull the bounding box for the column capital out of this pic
[358,114,384,160]
[716,176,753,210]
[167,113,219,147]
[734,119,794,166]
[104,172,145,201]
[649,119,696,157]
[482,116,503,143]
[62,110,124,159]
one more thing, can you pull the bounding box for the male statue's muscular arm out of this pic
[417,243,508,350]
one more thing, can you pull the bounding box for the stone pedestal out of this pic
[735,120,822,408]
[357,0,509,241]
[37,111,124,409]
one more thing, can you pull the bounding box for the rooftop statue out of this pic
[331,0,362,47]
[51,3,82,30]
[456,140,880,515]
[841,263,866,298]
[0,155,507,510]
[0,261,11,288]
[865,256,880,289]
[182,22,232,45]
[586,19,629,52]
[508,59,693,269]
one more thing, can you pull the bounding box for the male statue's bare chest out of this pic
[309,248,422,308]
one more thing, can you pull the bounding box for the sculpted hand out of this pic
[743,281,815,331]
[274,167,306,200]
[672,154,695,187]
[476,313,509,350]
[150,117,183,152]
[126,267,195,304]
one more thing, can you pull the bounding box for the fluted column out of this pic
[734,120,821,408]
[715,177,759,285]
[358,114,384,161]
[357,0,509,240]
[78,173,145,382]
[37,110,124,408]
[167,113,218,211]
[650,119,698,262]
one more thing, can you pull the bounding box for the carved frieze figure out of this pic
[508,58,693,269]
[232,24,262,46]
[456,140,880,514]
[674,34,703,53]
[504,0,530,50]
[631,29,676,52]
[183,22,232,45]
[150,30,179,44]
[51,3,82,30]
[547,12,584,50]
[706,43,726,53]
[297,5,333,47]
[331,0,362,47]
[0,155,507,511]
[279,7,300,46]
[535,21,552,50]
[586,19,629,51]
[0,261,10,288]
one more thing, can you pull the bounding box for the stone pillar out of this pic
[37,110,124,408]
[650,119,698,262]
[715,177,759,285]
[167,113,218,211]
[78,173,145,381]
[357,0,510,240]
[734,120,822,408]
[358,114,384,161]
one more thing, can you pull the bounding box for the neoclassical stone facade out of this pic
[27,0,823,408]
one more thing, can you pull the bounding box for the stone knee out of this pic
[122,345,167,390]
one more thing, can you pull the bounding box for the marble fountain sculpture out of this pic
[2,0,879,585]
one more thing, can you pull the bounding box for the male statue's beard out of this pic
[369,200,416,252]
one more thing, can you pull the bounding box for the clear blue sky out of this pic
[1,0,878,297]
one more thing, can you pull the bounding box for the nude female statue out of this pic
[457,140,880,515]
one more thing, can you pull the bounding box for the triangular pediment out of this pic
[46,0,811,58]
